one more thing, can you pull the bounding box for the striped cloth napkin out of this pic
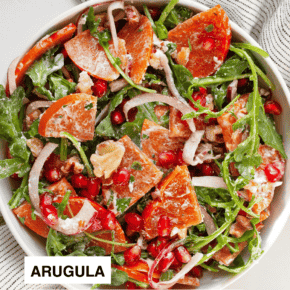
[1,0,289,290]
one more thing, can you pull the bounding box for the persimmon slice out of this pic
[38,93,97,141]
[64,30,127,81]
[142,166,202,240]
[13,201,50,238]
[168,5,231,78]
[118,15,154,84]
[15,23,76,86]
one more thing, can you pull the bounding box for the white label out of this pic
[24,256,111,284]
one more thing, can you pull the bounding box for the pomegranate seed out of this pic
[264,100,282,115]
[41,205,58,226]
[158,252,175,272]
[201,164,214,176]
[87,177,101,198]
[111,110,125,125]
[101,212,117,230]
[191,266,203,278]
[176,149,185,166]
[126,225,136,237]
[71,173,88,188]
[238,78,248,87]
[92,79,107,98]
[170,255,182,268]
[158,151,176,168]
[238,209,247,217]
[79,189,92,200]
[203,38,214,50]
[11,173,20,180]
[124,245,141,266]
[40,193,53,208]
[112,168,130,186]
[61,48,68,58]
[264,163,282,182]
[177,111,189,127]
[148,7,161,21]
[174,246,191,263]
[190,88,207,111]
[45,168,61,183]
[147,237,169,258]
[118,98,138,121]
[125,281,139,289]
[125,213,143,231]
[158,215,171,237]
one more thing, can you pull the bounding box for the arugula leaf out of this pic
[83,7,101,37]
[57,190,71,217]
[235,154,263,180]
[257,107,287,158]
[111,253,125,266]
[8,173,29,209]
[111,268,128,286]
[46,229,66,256]
[84,246,106,256]
[116,197,131,214]
[160,269,175,281]
[131,161,142,171]
[26,119,40,138]
[26,49,64,87]
[48,73,76,100]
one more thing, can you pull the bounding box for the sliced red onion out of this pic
[124,5,141,24]
[8,56,21,95]
[123,93,196,132]
[26,101,52,116]
[148,239,203,289]
[109,78,128,92]
[95,102,110,125]
[51,199,96,235]
[200,206,217,236]
[23,97,30,105]
[108,1,125,54]
[191,176,228,189]
[182,131,204,165]
[155,50,186,104]
[28,142,59,213]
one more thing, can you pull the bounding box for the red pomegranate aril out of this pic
[88,214,103,232]
[176,149,186,166]
[148,7,161,21]
[125,213,143,231]
[147,237,169,258]
[159,252,175,273]
[111,110,125,125]
[126,225,136,237]
[45,168,61,183]
[112,168,130,186]
[238,209,247,217]
[125,281,139,289]
[158,151,177,168]
[124,245,141,266]
[147,240,158,258]
[71,173,88,189]
[170,255,182,268]
[264,100,282,115]
[201,164,214,176]
[40,193,53,208]
[101,212,117,230]
[264,163,282,182]
[203,38,214,51]
[174,246,191,264]
[238,78,248,87]
[198,87,207,95]
[158,215,171,237]
[87,177,101,198]
[41,205,58,226]
[92,79,107,98]
[190,89,207,111]
[191,266,203,278]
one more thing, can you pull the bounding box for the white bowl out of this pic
[0,1,290,290]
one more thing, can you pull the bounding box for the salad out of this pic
[0,0,287,289]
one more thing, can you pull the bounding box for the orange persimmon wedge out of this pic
[168,5,231,78]
[142,166,202,240]
[38,93,97,141]
[15,23,76,86]
[64,30,127,81]
[118,15,154,84]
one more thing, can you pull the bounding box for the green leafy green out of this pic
[48,73,76,100]
[131,161,142,171]
[83,7,101,37]
[164,5,192,28]
[84,246,106,256]
[46,229,67,256]
[57,190,71,217]
[160,269,175,281]
[111,253,125,266]
[116,197,132,214]
[205,24,214,32]
[111,268,128,286]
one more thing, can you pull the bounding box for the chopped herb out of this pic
[138,28,143,32]
[129,175,135,183]
[188,38,192,51]
[18,216,25,224]
[85,103,93,110]
[116,197,132,214]
[131,161,143,171]
[205,24,214,32]
[142,134,149,139]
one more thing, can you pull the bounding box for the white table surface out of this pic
[0,0,290,289]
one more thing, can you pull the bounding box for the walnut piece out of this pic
[26,138,44,157]
[90,140,125,179]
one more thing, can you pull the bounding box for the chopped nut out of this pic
[205,125,224,143]
[26,138,44,157]
[90,140,125,179]
[76,71,94,95]
[149,53,162,70]
[61,155,84,175]
[26,109,41,128]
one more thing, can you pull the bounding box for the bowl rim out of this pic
[0,1,290,290]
